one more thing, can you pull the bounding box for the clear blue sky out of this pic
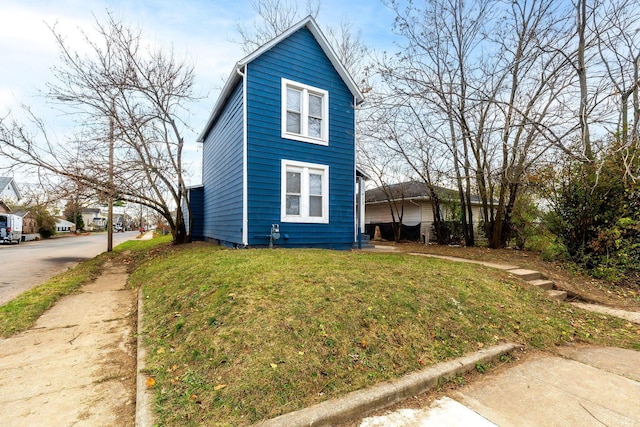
[0,0,399,185]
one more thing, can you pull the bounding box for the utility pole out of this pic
[107,98,114,252]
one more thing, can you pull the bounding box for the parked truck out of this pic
[0,213,23,244]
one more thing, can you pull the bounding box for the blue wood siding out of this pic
[201,82,244,245]
[245,27,355,249]
[187,186,204,241]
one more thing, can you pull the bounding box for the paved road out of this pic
[0,231,139,305]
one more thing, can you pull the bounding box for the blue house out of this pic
[190,16,365,249]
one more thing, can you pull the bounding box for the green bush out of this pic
[525,232,568,262]
[511,193,541,249]
[549,153,640,285]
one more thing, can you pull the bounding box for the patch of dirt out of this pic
[0,261,137,426]
[374,242,640,311]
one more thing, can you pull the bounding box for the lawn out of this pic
[131,242,640,426]
[0,255,107,337]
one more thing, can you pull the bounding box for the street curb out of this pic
[135,288,154,427]
[256,342,522,427]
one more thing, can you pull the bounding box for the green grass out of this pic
[132,244,640,426]
[114,233,173,254]
[0,234,173,338]
[0,255,107,337]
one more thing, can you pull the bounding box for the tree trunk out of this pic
[171,208,190,245]
[500,182,520,246]
[459,122,475,247]
[428,185,446,244]
[633,55,640,143]
[490,190,505,249]
[577,0,593,161]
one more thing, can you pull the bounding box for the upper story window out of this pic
[282,79,329,145]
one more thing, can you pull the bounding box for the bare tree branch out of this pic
[0,12,198,244]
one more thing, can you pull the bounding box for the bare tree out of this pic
[357,133,411,242]
[0,13,196,244]
[548,0,634,164]
[376,0,494,247]
[324,18,369,82]
[593,0,640,181]
[359,84,452,243]
[235,0,320,54]
[484,0,574,247]
[371,0,580,249]
[236,0,368,84]
[575,0,595,161]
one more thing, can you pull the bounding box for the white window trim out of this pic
[281,159,329,224]
[281,78,329,146]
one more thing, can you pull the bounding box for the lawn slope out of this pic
[132,243,640,426]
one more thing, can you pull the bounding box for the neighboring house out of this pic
[13,210,38,241]
[55,218,76,233]
[0,177,21,205]
[190,16,365,249]
[114,213,124,226]
[0,177,21,213]
[365,181,487,242]
[81,208,107,231]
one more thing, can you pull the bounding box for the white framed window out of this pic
[281,78,329,145]
[281,159,329,223]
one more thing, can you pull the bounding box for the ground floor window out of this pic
[281,159,329,223]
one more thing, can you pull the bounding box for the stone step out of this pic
[529,279,554,291]
[508,269,545,281]
[353,241,375,249]
[547,290,568,301]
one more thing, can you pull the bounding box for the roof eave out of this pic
[293,16,364,105]
[365,196,486,206]
[197,65,243,143]
[197,16,365,142]
[356,166,371,180]
[0,177,21,200]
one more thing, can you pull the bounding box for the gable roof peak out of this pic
[0,177,21,201]
[197,15,364,143]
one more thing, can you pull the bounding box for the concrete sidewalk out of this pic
[359,346,640,426]
[2,240,638,427]
[0,261,137,427]
[0,231,153,427]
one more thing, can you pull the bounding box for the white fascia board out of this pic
[237,16,364,104]
[197,16,365,143]
[197,65,243,142]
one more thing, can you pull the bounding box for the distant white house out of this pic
[55,218,76,233]
[0,177,21,207]
[81,208,107,231]
[365,181,487,242]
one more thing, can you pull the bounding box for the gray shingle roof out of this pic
[0,177,12,192]
[0,177,21,200]
[365,180,482,204]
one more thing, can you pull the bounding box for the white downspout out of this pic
[237,65,249,246]
[354,95,359,244]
